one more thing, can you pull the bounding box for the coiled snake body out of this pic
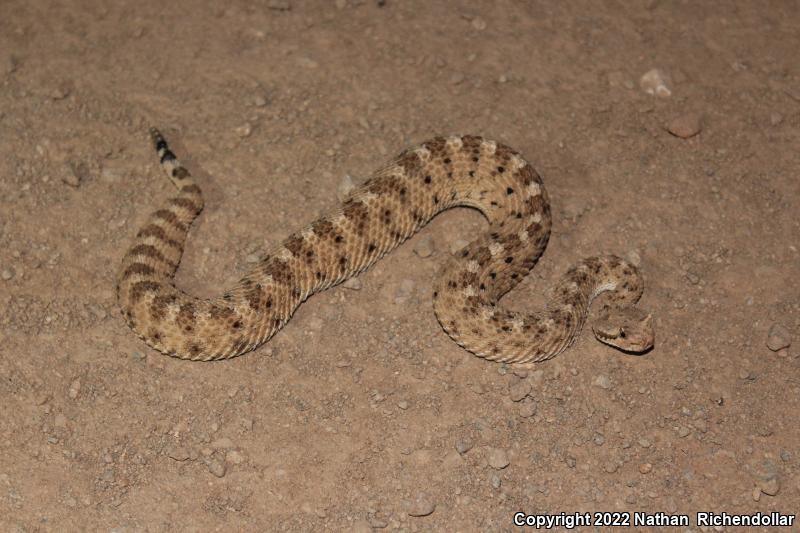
[117,130,654,363]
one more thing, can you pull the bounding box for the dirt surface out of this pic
[2,1,799,531]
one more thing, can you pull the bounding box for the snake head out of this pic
[592,306,654,353]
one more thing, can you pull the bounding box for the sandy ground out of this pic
[1,0,799,531]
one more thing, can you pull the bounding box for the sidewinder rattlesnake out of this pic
[117,129,654,363]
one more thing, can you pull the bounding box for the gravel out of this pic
[667,113,703,138]
[455,437,473,455]
[394,279,415,303]
[766,323,791,351]
[518,399,537,418]
[759,478,780,496]
[487,448,510,469]
[593,375,612,389]
[207,459,226,477]
[68,379,81,399]
[413,235,436,258]
[407,492,436,516]
[508,379,531,402]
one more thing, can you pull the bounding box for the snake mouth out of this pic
[595,334,654,355]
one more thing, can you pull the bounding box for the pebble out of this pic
[766,323,791,351]
[235,124,252,138]
[394,279,415,303]
[639,463,653,474]
[1,268,14,281]
[442,450,464,469]
[68,379,81,399]
[667,113,702,138]
[638,437,652,448]
[676,426,691,438]
[604,462,619,473]
[397,400,409,410]
[50,86,70,100]
[407,492,436,516]
[167,446,190,461]
[342,277,362,290]
[471,17,487,30]
[337,174,355,202]
[63,161,88,187]
[226,450,244,464]
[207,459,226,477]
[487,447,510,469]
[413,235,436,258]
[490,474,501,489]
[759,478,780,496]
[518,399,537,418]
[593,374,612,389]
[640,68,672,97]
[450,72,465,85]
[625,250,642,267]
[449,239,470,255]
[508,380,531,402]
[455,437,473,455]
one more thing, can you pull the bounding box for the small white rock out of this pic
[593,375,612,389]
[471,17,487,30]
[337,174,355,202]
[235,124,252,138]
[68,379,81,399]
[640,68,672,97]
